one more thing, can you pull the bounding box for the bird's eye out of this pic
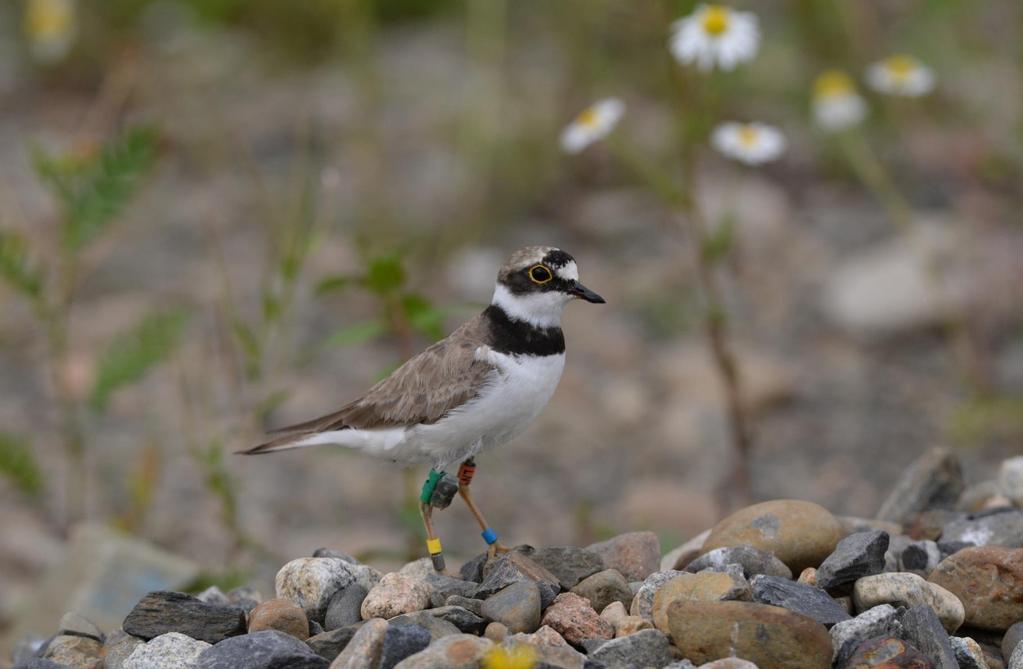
[528,265,553,284]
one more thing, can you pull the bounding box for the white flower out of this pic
[24,0,77,64]
[559,98,625,154]
[669,4,760,72]
[812,70,868,132]
[711,121,786,166]
[866,54,935,97]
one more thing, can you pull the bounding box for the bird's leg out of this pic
[457,458,510,560]
[419,469,447,572]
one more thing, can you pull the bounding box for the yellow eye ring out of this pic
[528,264,553,284]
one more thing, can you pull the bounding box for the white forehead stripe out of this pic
[555,261,579,282]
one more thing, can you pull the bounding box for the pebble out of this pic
[852,572,964,632]
[666,600,833,669]
[275,559,361,623]
[875,448,964,525]
[829,604,902,665]
[700,500,844,573]
[195,630,328,669]
[585,532,661,582]
[475,552,561,609]
[699,660,760,669]
[950,636,990,669]
[685,546,793,580]
[328,618,388,669]
[483,622,507,643]
[360,573,431,620]
[102,630,144,669]
[816,530,890,590]
[390,633,492,669]
[41,634,103,669]
[378,624,431,669]
[630,571,684,620]
[395,606,486,635]
[1003,621,1023,661]
[999,457,1023,505]
[124,632,210,669]
[423,574,477,608]
[227,587,262,614]
[839,636,930,669]
[443,596,485,617]
[899,540,941,574]
[1012,643,1023,669]
[928,546,1023,631]
[941,510,1023,548]
[900,603,957,669]
[587,629,674,669]
[122,592,246,644]
[386,610,460,640]
[458,554,488,584]
[58,612,104,642]
[312,548,358,563]
[651,569,751,632]
[750,575,851,626]
[480,581,541,634]
[798,568,817,585]
[196,587,231,607]
[614,615,652,638]
[247,599,309,640]
[498,638,586,669]
[305,624,362,662]
[598,601,627,628]
[539,592,613,646]
[661,529,710,571]
[516,545,605,589]
[569,569,633,614]
[16,659,70,669]
[324,585,368,631]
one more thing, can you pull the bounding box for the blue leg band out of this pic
[482,527,498,545]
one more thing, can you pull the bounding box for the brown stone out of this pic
[666,600,832,669]
[247,598,310,640]
[539,592,613,646]
[842,636,931,668]
[928,546,1023,631]
[651,570,750,633]
[586,532,661,582]
[700,500,844,573]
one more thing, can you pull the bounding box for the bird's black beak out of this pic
[569,281,606,304]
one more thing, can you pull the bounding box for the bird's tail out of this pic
[236,431,319,455]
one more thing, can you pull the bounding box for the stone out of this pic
[276,558,365,623]
[830,604,903,666]
[853,573,964,632]
[324,585,367,631]
[227,586,263,611]
[839,636,931,669]
[327,618,387,669]
[16,659,70,669]
[666,600,832,669]
[443,596,484,617]
[390,634,492,669]
[423,574,477,608]
[700,500,844,573]
[483,622,507,643]
[651,569,751,632]
[458,554,488,584]
[630,570,684,620]
[817,531,890,590]
[598,601,627,629]
[122,592,246,644]
[999,457,1023,505]
[393,606,486,635]
[42,634,103,669]
[799,568,818,585]
[1003,621,1023,661]
[750,575,851,626]
[540,593,613,646]
[876,448,964,526]
[103,630,144,669]
[378,625,431,669]
[196,587,231,607]
[480,581,541,634]
[941,511,1023,548]
[928,546,1023,631]
[950,636,989,669]
[685,546,793,580]
[699,660,760,669]
[196,630,328,669]
[58,612,104,642]
[662,530,711,572]
[386,611,460,641]
[502,627,588,668]
[570,570,633,614]
[1011,643,1023,669]
[124,632,210,669]
[587,629,673,669]
[360,573,430,620]
[900,604,957,669]
[476,552,561,609]
[248,599,309,640]
[585,533,660,582]
[305,624,362,662]
[899,541,941,574]
[312,549,358,563]
[614,615,652,638]
[512,546,605,590]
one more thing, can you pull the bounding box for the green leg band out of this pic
[420,469,445,505]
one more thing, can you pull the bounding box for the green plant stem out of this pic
[837,129,911,230]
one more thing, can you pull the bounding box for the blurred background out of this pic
[0,0,1021,652]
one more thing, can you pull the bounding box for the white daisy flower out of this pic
[866,54,935,97]
[669,4,760,72]
[812,70,868,132]
[711,121,786,166]
[24,0,77,64]
[559,98,625,154]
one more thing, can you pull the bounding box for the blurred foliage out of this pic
[114,442,162,533]
[0,432,44,498]
[948,395,1023,445]
[0,230,44,302]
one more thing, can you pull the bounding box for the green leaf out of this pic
[701,215,735,264]
[315,274,358,295]
[34,126,158,251]
[324,320,386,347]
[0,432,43,497]
[364,252,406,295]
[0,229,44,301]
[401,293,445,340]
[89,309,188,413]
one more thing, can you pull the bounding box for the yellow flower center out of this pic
[25,0,73,40]
[701,6,731,36]
[883,55,917,81]
[737,125,759,147]
[576,107,599,128]
[813,70,855,100]
[482,644,538,669]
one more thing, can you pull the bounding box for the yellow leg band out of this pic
[426,538,443,555]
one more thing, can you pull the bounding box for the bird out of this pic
[239,246,605,571]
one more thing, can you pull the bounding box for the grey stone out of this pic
[329,618,387,669]
[685,546,793,580]
[11,635,47,666]
[1012,642,1023,669]
[900,604,957,669]
[196,630,328,669]
[630,571,683,619]
[122,591,246,644]
[124,632,210,669]
[950,636,989,669]
[391,606,485,635]
[305,624,363,662]
[476,552,561,609]
[423,574,477,607]
[103,630,144,669]
[387,611,460,641]
[458,554,488,584]
[390,634,492,669]
[876,448,964,525]
[442,596,484,617]
[570,570,633,614]
[275,558,369,623]
[480,581,541,634]
[900,540,941,573]
[41,634,102,668]
[377,625,431,669]
[516,546,605,590]
[195,587,231,607]
[324,585,367,632]
[816,530,890,590]
[585,533,661,582]
[312,549,358,563]
[1003,621,1023,662]
[588,629,673,669]
[941,510,1023,548]
[14,660,69,669]
[58,612,104,643]
[829,604,902,666]
[750,575,851,626]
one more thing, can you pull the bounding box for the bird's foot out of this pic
[487,541,511,561]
